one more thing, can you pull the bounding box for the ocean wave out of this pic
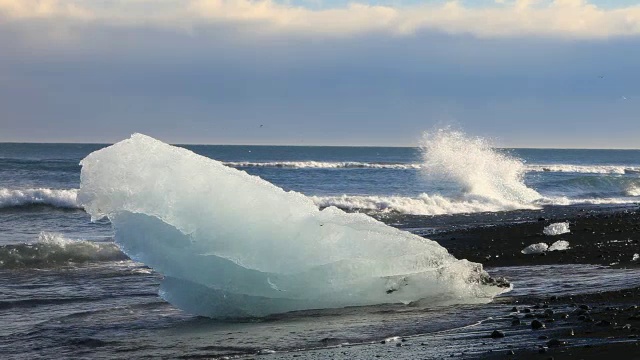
[223,161,420,169]
[0,232,127,269]
[312,194,640,215]
[626,185,640,197]
[226,161,640,175]
[311,194,537,216]
[0,188,81,209]
[526,164,640,174]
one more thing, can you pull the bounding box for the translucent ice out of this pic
[521,243,549,255]
[79,134,508,317]
[543,222,570,236]
[548,240,570,252]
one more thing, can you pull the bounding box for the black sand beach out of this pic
[415,205,640,359]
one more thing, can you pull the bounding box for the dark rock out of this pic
[579,304,591,310]
[531,320,545,330]
[511,307,518,312]
[491,330,505,338]
[511,319,521,326]
[547,339,567,347]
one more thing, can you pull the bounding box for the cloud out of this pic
[1,0,640,39]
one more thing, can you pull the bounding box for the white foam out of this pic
[224,161,420,170]
[626,185,640,197]
[420,129,541,211]
[633,254,639,261]
[543,222,571,236]
[311,193,537,216]
[0,232,126,268]
[527,164,640,174]
[521,243,549,255]
[79,134,507,318]
[0,188,80,209]
[548,240,570,251]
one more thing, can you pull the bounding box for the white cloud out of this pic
[1,0,640,39]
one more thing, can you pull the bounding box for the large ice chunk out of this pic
[79,134,507,317]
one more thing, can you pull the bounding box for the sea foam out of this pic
[224,161,420,170]
[526,164,640,175]
[78,134,508,317]
[0,188,80,209]
[0,232,125,269]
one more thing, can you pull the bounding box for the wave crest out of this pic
[0,188,81,209]
[224,161,420,170]
[421,129,541,207]
[527,164,640,174]
[0,232,126,269]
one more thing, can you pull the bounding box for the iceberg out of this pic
[79,134,508,317]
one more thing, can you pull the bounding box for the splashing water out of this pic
[420,129,541,210]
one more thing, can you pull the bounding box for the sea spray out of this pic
[79,134,508,317]
[420,129,541,208]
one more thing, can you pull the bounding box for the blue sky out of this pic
[1,0,639,148]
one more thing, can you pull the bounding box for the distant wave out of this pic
[0,232,127,269]
[0,188,81,209]
[225,161,640,174]
[526,164,640,174]
[223,161,421,170]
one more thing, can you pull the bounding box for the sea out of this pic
[2,134,640,359]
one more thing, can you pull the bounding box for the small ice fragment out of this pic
[521,243,549,255]
[548,240,570,252]
[543,222,570,236]
[633,254,639,261]
[258,349,276,355]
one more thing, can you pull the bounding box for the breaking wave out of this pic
[0,232,126,269]
[0,188,81,209]
[526,164,640,174]
[312,194,640,215]
[311,194,530,215]
[420,129,541,210]
[223,161,420,170]
[224,161,640,175]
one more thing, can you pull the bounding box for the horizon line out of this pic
[0,140,639,151]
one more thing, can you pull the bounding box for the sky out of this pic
[1,0,640,148]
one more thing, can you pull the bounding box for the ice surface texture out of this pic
[79,134,505,317]
[543,222,571,236]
